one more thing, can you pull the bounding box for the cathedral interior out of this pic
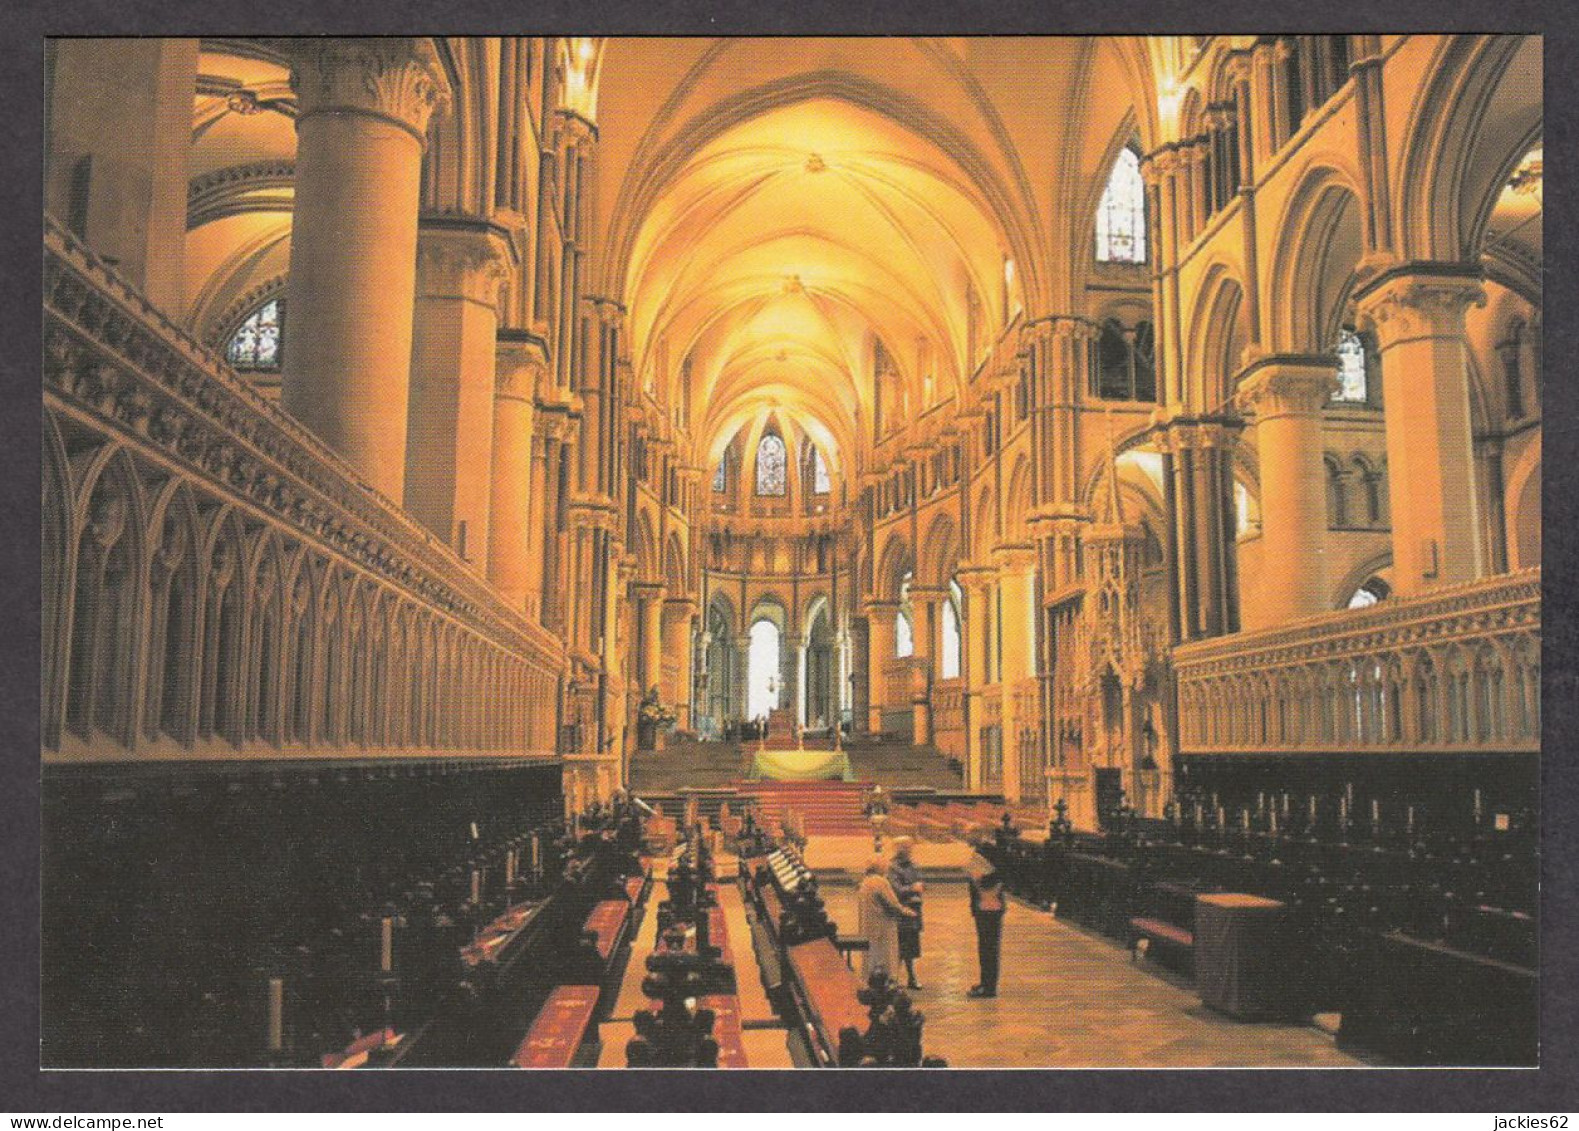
[41,35,1542,1070]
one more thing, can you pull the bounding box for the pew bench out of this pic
[702,994,749,1067]
[584,898,632,965]
[1128,916,1195,965]
[785,937,869,1066]
[1127,880,1199,973]
[511,984,601,1067]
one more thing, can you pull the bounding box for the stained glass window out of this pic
[1096,147,1147,264]
[1333,328,1368,403]
[713,458,728,493]
[755,432,787,496]
[227,298,283,371]
[811,446,830,494]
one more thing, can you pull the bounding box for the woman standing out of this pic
[857,854,916,983]
[888,837,924,989]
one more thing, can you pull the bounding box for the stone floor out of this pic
[819,882,1366,1068]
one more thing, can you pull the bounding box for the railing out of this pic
[1173,570,1540,754]
[42,219,566,759]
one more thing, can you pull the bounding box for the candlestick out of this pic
[267,977,284,1052]
[380,916,393,974]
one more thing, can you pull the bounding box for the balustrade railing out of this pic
[1173,570,1539,754]
[43,219,566,759]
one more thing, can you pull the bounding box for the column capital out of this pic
[865,598,900,617]
[496,329,550,402]
[283,37,451,145]
[1235,354,1340,418]
[1150,413,1245,454]
[1352,262,1487,346]
[416,220,514,307]
[534,405,580,443]
[992,544,1038,572]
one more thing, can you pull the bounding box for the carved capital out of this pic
[416,222,513,307]
[1353,265,1487,348]
[283,37,451,145]
[496,330,549,402]
[1236,356,1339,418]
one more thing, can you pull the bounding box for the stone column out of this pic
[281,38,450,500]
[910,585,946,746]
[1240,357,1339,625]
[735,639,753,722]
[1356,267,1488,595]
[996,548,1037,803]
[958,568,994,790]
[487,331,547,610]
[405,219,514,561]
[47,39,198,315]
[1156,416,1243,641]
[865,600,897,732]
[663,598,696,730]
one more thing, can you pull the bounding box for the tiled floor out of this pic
[819,882,1364,1068]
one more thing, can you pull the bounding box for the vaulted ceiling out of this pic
[591,37,1149,480]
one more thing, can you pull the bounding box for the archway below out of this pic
[747,618,783,720]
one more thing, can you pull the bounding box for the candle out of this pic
[470,868,481,906]
[1309,795,1318,825]
[380,916,393,974]
[1407,805,1416,835]
[1283,792,1291,818]
[1340,796,1349,824]
[1257,792,1266,814]
[1346,782,1354,806]
[1194,802,1204,828]
[267,977,284,1052]
[1473,789,1483,823]
[505,850,516,891]
[1242,808,1251,832]
[1371,799,1380,824]
[531,835,541,874]
[1269,807,1279,835]
[1216,805,1226,829]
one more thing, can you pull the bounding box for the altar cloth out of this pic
[747,748,854,781]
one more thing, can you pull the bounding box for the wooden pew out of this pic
[511,984,601,1068]
[1127,880,1198,975]
[784,937,869,1066]
[701,994,749,1068]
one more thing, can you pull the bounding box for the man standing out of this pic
[965,833,1005,999]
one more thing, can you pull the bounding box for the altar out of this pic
[747,747,855,781]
